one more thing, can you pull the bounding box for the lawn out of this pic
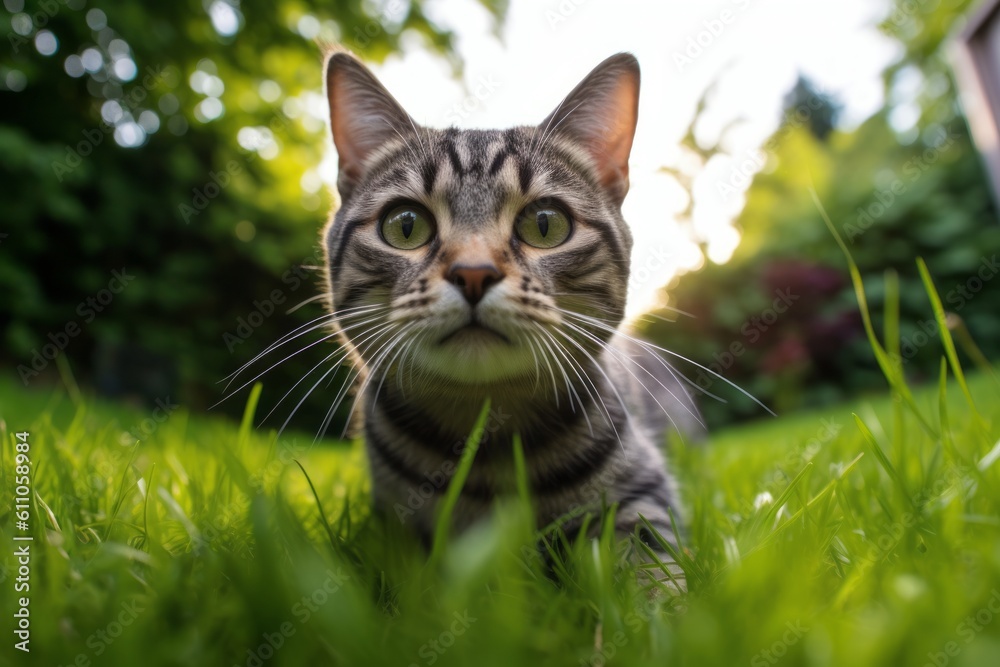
[2,304,1000,666]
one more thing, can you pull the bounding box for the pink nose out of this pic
[446,264,504,306]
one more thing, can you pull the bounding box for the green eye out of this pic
[515,203,572,249]
[379,205,434,250]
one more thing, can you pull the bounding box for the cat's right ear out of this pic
[325,52,416,200]
[539,53,640,206]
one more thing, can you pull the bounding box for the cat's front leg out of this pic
[617,501,688,594]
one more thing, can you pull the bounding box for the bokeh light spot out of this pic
[195,97,224,122]
[158,93,180,115]
[114,121,147,148]
[85,8,107,30]
[101,100,124,124]
[209,0,241,37]
[64,54,85,78]
[5,69,26,92]
[234,220,256,242]
[138,110,160,133]
[11,13,32,36]
[296,15,320,39]
[167,115,189,136]
[34,30,58,56]
[258,80,281,103]
[81,48,103,72]
[113,58,137,82]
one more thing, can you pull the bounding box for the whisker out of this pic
[315,360,366,443]
[279,352,353,437]
[215,312,388,409]
[285,293,330,315]
[560,319,704,431]
[212,331,341,410]
[337,322,415,440]
[372,323,420,407]
[560,309,775,416]
[535,326,595,436]
[552,301,727,405]
[219,313,336,386]
[273,321,396,435]
[532,99,587,162]
[355,327,404,401]
[519,329,543,394]
[219,303,386,389]
[532,326,572,410]
[528,328,561,403]
[395,327,426,392]
[634,309,696,323]
[549,326,628,445]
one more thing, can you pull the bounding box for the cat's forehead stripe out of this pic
[327,124,632,292]
[421,160,438,194]
[518,161,534,194]
[444,137,464,180]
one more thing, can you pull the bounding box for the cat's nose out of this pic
[446,264,504,306]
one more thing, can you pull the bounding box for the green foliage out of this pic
[643,0,1000,425]
[2,281,1000,666]
[0,0,503,426]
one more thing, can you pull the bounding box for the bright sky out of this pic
[323,0,901,316]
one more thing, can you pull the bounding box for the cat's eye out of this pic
[515,202,572,249]
[379,204,434,250]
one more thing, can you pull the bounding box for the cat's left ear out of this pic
[540,53,639,205]
[325,51,417,200]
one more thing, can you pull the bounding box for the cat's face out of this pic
[323,53,640,388]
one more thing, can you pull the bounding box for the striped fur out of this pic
[322,52,702,581]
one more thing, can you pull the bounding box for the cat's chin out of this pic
[438,322,511,346]
[409,334,537,385]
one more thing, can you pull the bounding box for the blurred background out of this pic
[1,0,998,431]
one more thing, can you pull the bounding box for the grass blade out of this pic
[239,381,263,449]
[916,257,984,429]
[430,399,491,563]
[810,187,938,438]
[854,414,913,509]
[294,459,339,549]
[512,432,530,509]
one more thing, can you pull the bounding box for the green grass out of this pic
[3,294,1000,667]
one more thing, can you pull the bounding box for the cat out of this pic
[322,51,702,585]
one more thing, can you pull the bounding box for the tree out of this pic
[639,0,999,425]
[0,0,507,429]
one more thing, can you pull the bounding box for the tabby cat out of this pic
[322,51,701,582]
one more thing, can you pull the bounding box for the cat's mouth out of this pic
[439,321,511,345]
